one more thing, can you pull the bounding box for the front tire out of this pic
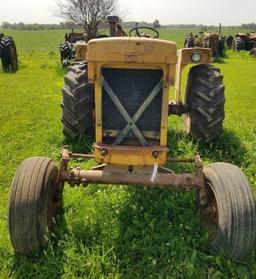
[8,157,61,255]
[184,64,225,141]
[196,163,256,260]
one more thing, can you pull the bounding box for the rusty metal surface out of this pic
[197,182,219,240]
[59,148,205,191]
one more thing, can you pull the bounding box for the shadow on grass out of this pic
[196,129,247,166]
[8,212,67,279]
[62,133,94,154]
[8,128,249,278]
[167,128,247,167]
[114,187,209,278]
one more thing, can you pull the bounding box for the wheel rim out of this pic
[198,182,219,240]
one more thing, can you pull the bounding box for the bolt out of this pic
[186,177,192,184]
[152,151,159,158]
[101,149,108,156]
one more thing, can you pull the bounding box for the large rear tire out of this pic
[184,64,225,141]
[196,163,256,260]
[8,157,61,255]
[250,47,256,57]
[233,36,245,51]
[184,36,194,48]
[59,42,72,67]
[61,62,94,140]
[217,37,225,57]
[0,35,18,73]
[226,36,234,49]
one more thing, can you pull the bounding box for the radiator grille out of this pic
[102,68,163,145]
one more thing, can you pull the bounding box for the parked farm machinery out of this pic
[0,33,18,72]
[226,32,256,55]
[8,16,256,261]
[59,17,126,66]
[184,25,225,57]
[59,30,85,66]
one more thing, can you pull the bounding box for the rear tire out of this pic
[196,163,256,260]
[61,62,94,140]
[184,36,194,48]
[250,47,256,57]
[233,36,245,51]
[217,37,225,57]
[59,42,72,67]
[184,64,225,141]
[0,36,18,73]
[226,36,233,49]
[8,157,61,255]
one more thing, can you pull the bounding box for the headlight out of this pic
[191,52,201,63]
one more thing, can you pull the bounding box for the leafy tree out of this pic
[57,0,119,40]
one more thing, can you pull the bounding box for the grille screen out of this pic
[102,68,163,145]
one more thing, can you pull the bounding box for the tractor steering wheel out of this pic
[129,27,159,39]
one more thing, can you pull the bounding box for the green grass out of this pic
[0,29,256,278]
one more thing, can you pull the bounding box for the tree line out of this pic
[0,21,77,30]
[1,21,255,31]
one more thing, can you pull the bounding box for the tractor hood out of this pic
[86,37,177,64]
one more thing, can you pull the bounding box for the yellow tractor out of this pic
[8,16,256,260]
[184,25,225,57]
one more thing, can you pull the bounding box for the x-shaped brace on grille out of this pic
[102,78,163,146]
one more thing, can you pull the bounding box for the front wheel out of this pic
[8,157,61,255]
[197,163,256,260]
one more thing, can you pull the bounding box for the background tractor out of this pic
[59,16,126,66]
[0,33,18,72]
[227,32,256,54]
[59,30,86,66]
[184,25,225,58]
[8,16,256,261]
[250,47,256,57]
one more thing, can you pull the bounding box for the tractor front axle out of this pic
[58,148,205,191]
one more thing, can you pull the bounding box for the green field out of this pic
[0,29,256,278]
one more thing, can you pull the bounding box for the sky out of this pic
[0,0,255,25]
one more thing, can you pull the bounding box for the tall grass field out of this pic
[0,28,256,278]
